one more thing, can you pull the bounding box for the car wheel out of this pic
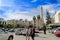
[8,36,13,40]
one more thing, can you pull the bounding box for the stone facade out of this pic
[54,11,60,23]
[0,18,6,24]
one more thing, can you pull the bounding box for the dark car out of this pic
[8,28,15,32]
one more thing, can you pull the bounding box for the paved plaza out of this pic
[13,31,60,40]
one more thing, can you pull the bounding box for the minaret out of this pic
[40,6,44,23]
[40,6,43,19]
[40,6,44,27]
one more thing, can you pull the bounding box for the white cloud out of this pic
[0,15,5,19]
[1,5,52,22]
[0,15,3,18]
[43,4,60,12]
[0,0,14,7]
[42,5,53,10]
[36,4,56,23]
[0,0,2,6]
[1,4,60,22]
[4,10,33,21]
[3,8,40,21]
[48,10,55,14]
[57,10,60,13]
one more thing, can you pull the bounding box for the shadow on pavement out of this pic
[35,34,39,37]
[39,31,43,34]
[39,35,47,38]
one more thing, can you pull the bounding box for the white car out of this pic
[51,29,56,33]
[15,28,31,35]
[15,28,22,35]
[0,29,14,40]
[22,29,30,35]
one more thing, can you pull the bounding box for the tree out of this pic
[3,24,8,28]
[7,24,13,28]
[46,11,52,25]
[13,24,17,28]
[37,15,40,28]
[0,24,3,28]
[33,16,36,27]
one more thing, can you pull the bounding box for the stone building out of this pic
[0,18,6,24]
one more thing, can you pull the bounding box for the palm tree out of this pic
[37,15,40,28]
[33,16,36,27]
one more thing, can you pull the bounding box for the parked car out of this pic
[21,28,27,35]
[15,28,31,35]
[35,28,39,33]
[0,29,14,40]
[15,28,22,35]
[54,27,60,37]
[50,28,56,34]
[8,28,15,32]
[38,27,43,31]
[3,28,10,31]
[2,28,6,31]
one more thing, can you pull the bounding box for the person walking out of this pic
[30,28,35,40]
[26,27,30,40]
[43,25,46,34]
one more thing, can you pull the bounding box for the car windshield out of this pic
[0,29,4,33]
[0,29,3,31]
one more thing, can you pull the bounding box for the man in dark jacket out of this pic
[43,25,46,34]
[30,28,35,40]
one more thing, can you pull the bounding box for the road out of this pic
[13,31,60,40]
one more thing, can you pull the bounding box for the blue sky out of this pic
[0,0,60,21]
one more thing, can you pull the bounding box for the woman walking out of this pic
[26,27,30,40]
[30,28,35,40]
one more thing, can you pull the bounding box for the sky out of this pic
[0,0,60,22]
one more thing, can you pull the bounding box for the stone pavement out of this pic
[13,31,60,40]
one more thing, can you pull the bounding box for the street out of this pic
[13,31,60,40]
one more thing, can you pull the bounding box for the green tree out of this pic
[16,24,20,28]
[3,24,8,28]
[37,15,40,28]
[7,24,12,28]
[33,16,36,27]
[0,24,3,28]
[46,11,52,25]
[13,24,17,28]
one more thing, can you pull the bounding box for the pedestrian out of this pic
[43,25,46,34]
[30,28,35,40]
[26,27,30,40]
